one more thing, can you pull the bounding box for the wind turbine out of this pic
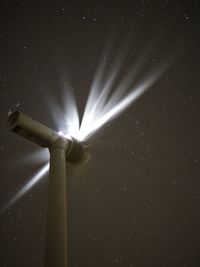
[8,111,90,267]
[7,42,171,266]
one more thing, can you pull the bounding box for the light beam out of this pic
[78,60,170,141]
[1,163,49,213]
[4,35,172,213]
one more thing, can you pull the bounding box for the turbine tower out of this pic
[8,111,90,267]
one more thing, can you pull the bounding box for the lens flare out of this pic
[4,33,172,212]
[1,163,49,213]
[52,44,171,142]
[45,88,80,140]
[78,60,170,141]
[17,148,49,166]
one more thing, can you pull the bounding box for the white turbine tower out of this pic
[7,41,171,267]
[8,111,90,267]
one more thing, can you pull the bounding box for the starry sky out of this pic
[0,1,200,266]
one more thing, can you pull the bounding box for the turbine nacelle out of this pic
[65,137,90,165]
[8,111,90,165]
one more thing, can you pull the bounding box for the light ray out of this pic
[81,35,133,132]
[61,89,80,139]
[17,148,49,166]
[78,58,170,141]
[78,75,152,140]
[1,163,49,213]
[45,87,80,140]
[4,36,172,212]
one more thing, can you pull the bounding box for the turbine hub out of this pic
[66,137,90,165]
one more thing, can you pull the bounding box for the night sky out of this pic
[1,1,200,266]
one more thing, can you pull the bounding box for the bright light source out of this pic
[4,38,172,212]
[58,131,72,140]
[46,88,80,141]
[53,46,171,142]
[78,62,169,140]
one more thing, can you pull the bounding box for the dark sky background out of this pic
[0,0,200,266]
